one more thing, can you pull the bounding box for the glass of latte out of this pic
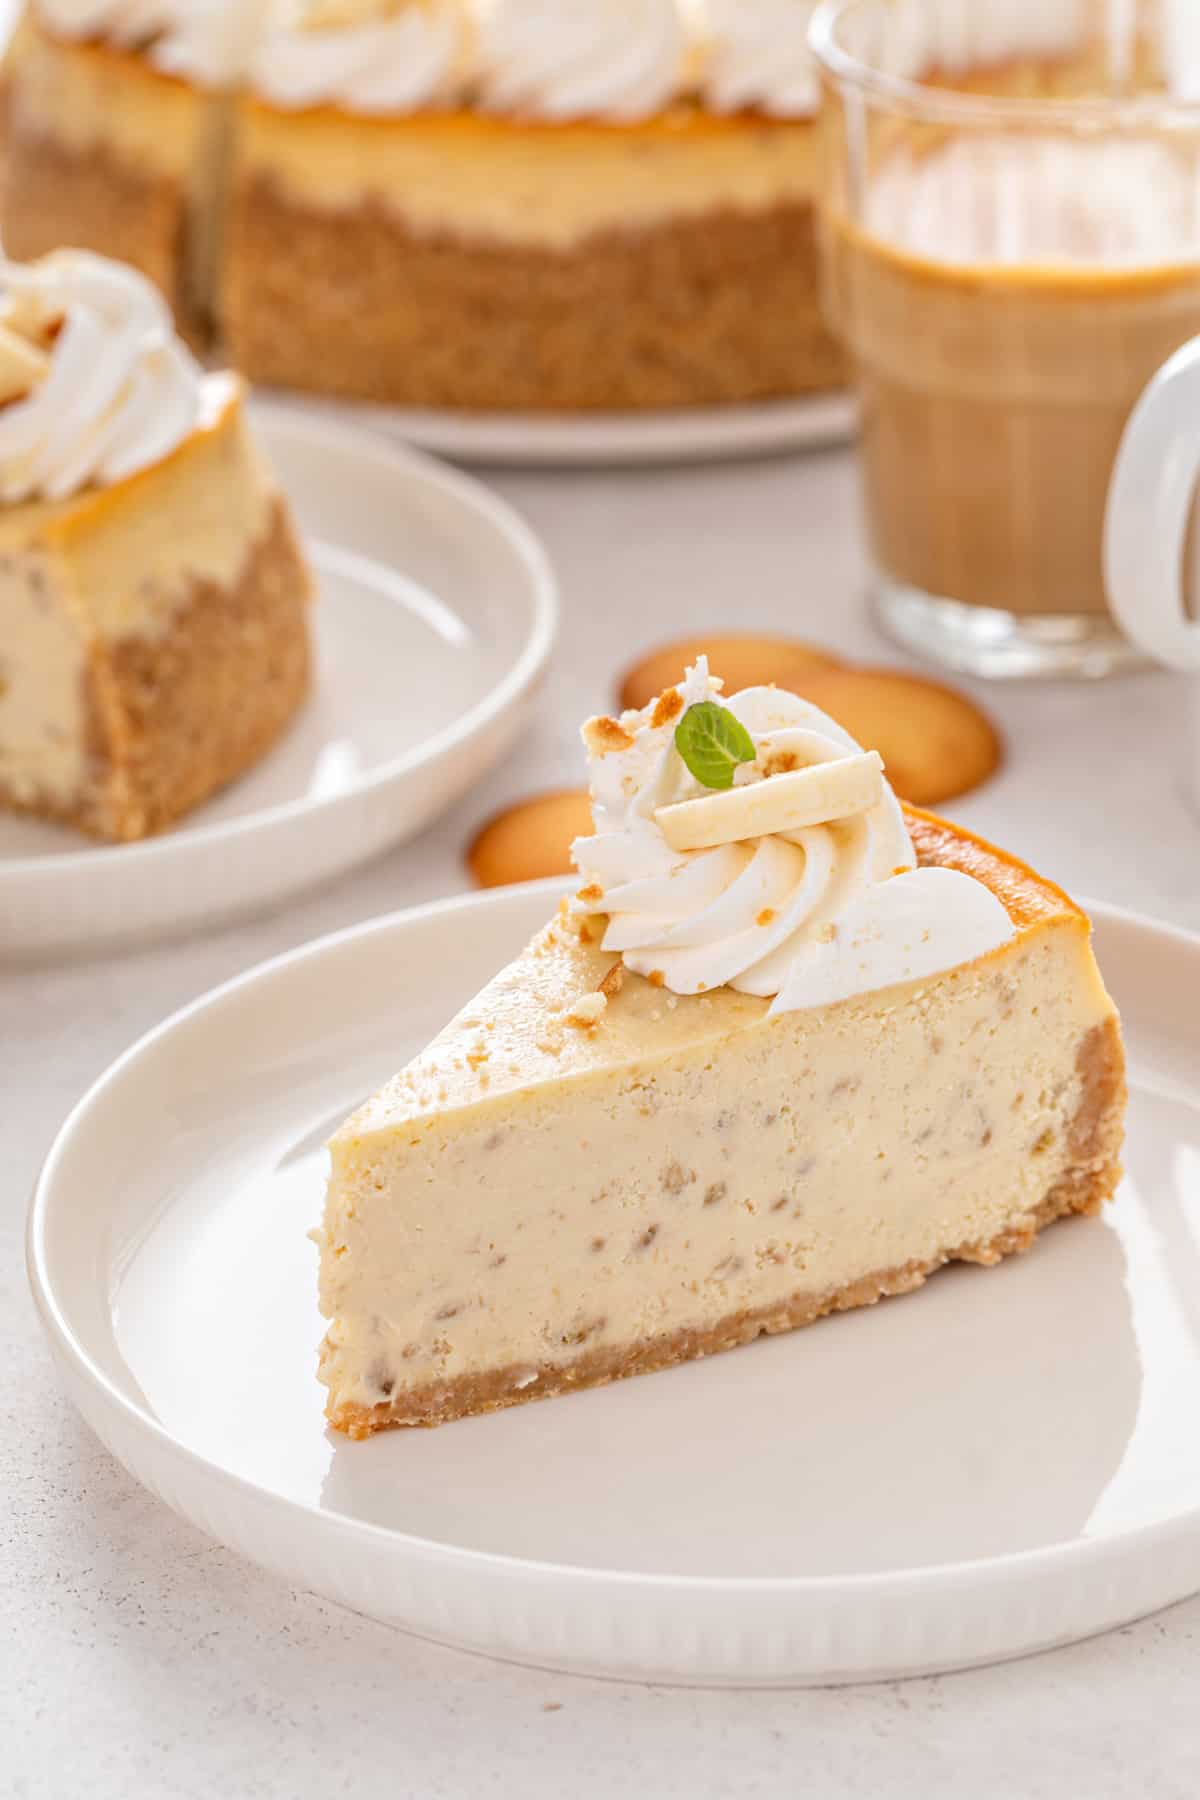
[812,0,1200,678]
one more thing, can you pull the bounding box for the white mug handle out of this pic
[1105,335,1200,672]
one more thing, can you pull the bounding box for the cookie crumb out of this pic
[597,961,626,999]
[582,714,635,754]
[650,686,685,728]
[565,992,608,1029]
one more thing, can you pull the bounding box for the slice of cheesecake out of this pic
[0,251,313,841]
[318,680,1125,1436]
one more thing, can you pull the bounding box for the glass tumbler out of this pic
[811,0,1200,678]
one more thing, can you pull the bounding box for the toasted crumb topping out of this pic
[647,969,665,988]
[583,714,635,754]
[565,992,608,1030]
[756,908,777,927]
[650,687,685,728]
[576,882,604,904]
[597,961,626,999]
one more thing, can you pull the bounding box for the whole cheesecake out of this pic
[0,250,312,841]
[317,668,1125,1434]
[225,0,842,411]
[1,0,845,412]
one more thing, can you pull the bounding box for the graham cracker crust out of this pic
[325,1017,1126,1437]
[224,182,847,412]
[0,125,186,323]
[0,501,313,842]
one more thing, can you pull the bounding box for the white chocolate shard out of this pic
[656,752,884,852]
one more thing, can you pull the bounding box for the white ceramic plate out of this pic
[286,391,858,469]
[0,408,556,959]
[27,886,1200,1687]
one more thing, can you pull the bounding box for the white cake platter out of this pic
[27,884,1200,1686]
[283,390,859,469]
[0,407,557,959]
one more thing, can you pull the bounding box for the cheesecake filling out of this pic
[0,547,88,807]
[237,103,818,248]
[320,924,1117,1417]
[573,662,1014,1011]
[31,377,276,639]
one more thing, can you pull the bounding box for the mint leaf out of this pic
[674,701,756,791]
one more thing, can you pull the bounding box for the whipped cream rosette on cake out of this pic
[572,660,1014,1011]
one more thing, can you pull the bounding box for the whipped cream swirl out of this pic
[37,0,263,85]
[700,0,820,118]
[0,252,203,504]
[572,662,1015,1013]
[252,0,471,114]
[476,0,686,122]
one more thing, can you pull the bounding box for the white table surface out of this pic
[4,444,1200,1799]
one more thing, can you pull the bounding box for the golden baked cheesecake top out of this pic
[339,662,1078,1139]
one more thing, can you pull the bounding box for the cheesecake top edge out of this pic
[331,809,1096,1151]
